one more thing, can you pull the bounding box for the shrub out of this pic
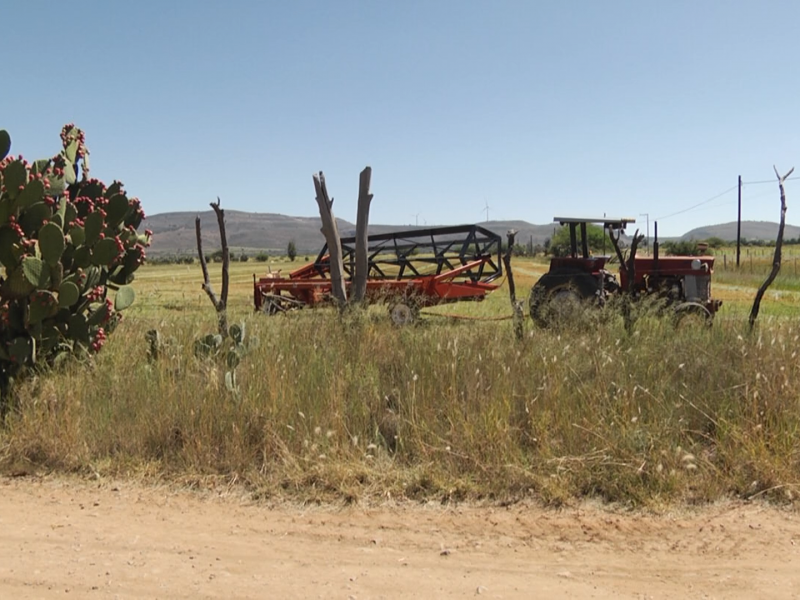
[661,240,705,256]
[549,224,609,257]
[704,236,727,249]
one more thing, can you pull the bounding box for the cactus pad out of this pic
[28,291,58,324]
[39,222,65,266]
[0,130,10,161]
[0,226,19,269]
[84,212,104,246]
[68,224,85,246]
[229,323,245,346]
[71,246,91,269]
[20,202,52,236]
[22,256,51,288]
[4,266,34,298]
[68,313,90,344]
[225,370,238,393]
[83,266,101,291]
[7,336,34,365]
[91,238,120,266]
[58,281,80,307]
[3,160,27,200]
[17,179,45,209]
[106,194,130,226]
[226,348,241,369]
[114,285,135,311]
[87,302,109,326]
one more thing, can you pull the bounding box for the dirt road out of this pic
[1,477,798,599]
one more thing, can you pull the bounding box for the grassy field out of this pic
[2,255,800,507]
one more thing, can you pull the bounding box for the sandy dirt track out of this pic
[1,477,799,599]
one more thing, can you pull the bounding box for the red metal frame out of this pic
[254,225,503,313]
[254,258,500,311]
[618,256,716,290]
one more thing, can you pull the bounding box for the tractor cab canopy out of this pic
[553,217,636,230]
[552,217,636,259]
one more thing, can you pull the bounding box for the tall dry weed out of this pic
[2,305,799,506]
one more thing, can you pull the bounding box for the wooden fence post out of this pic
[749,166,794,331]
[195,197,229,336]
[313,172,347,308]
[351,167,373,305]
[502,230,524,340]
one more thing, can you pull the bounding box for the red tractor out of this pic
[529,217,722,326]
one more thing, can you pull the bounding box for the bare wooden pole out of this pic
[625,229,644,295]
[502,230,524,340]
[351,167,373,305]
[195,197,230,336]
[623,229,645,333]
[195,218,216,305]
[749,166,794,331]
[212,198,230,314]
[736,175,742,268]
[313,172,347,307]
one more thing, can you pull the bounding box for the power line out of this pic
[742,176,800,185]
[695,200,737,211]
[655,185,738,221]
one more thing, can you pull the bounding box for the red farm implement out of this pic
[254,224,503,324]
[529,217,723,327]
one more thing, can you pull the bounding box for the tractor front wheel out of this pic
[673,302,713,329]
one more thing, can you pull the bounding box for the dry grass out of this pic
[2,259,800,507]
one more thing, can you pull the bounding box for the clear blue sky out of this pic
[3,1,798,237]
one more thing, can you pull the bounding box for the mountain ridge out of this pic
[680,221,800,242]
[143,211,797,255]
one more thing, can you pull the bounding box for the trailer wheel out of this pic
[389,301,418,326]
[673,302,713,329]
[260,296,281,316]
[259,293,306,315]
[530,272,601,328]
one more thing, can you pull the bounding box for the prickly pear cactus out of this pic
[192,321,257,399]
[0,124,150,396]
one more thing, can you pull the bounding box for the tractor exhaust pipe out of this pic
[653,221,659,272]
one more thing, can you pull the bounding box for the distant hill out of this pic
[144,211,559,256]
[144,210,347,256]
[680,221,800,242]
[143,211,799,256]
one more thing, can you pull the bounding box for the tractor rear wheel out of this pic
[529,272,602,328]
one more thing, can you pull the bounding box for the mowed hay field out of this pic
[3,254,800,507]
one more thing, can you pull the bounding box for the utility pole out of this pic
[639,213,649,254]
[603,212,607,256]
[736,175,742,267]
